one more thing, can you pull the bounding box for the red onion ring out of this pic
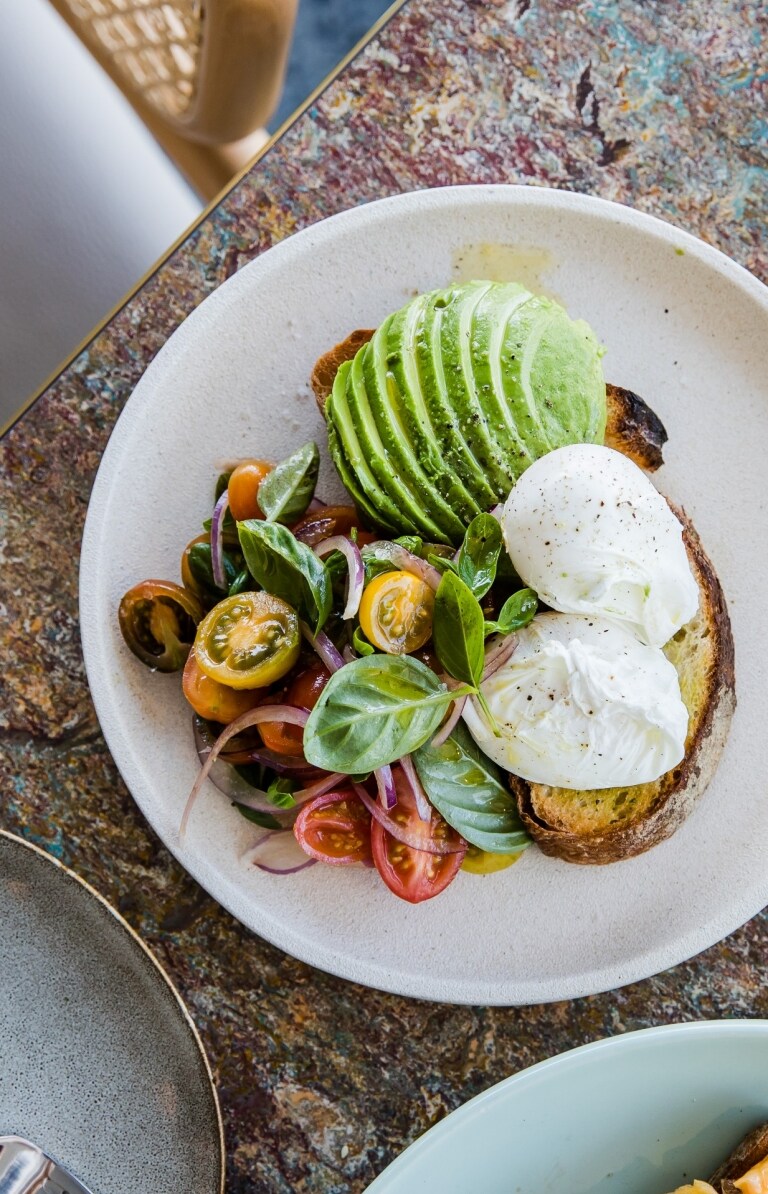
[482,633,519,681]
[365,542,442,591]
[431,693,468,748]
[180,704,309,840]
[210,489,230,589]
[399,754,432,822]
[342,644,356,665]
[192,717,298,817]
[301,623,344,672]
[374,764,397,810]
[293,771,347,802]
[314,535,365,620]
[352,783,463,855]
[244,829,317,875]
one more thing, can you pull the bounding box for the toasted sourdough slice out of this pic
[509,509,735,864]
[311,331,667,473]
[710,1123,768,1193]
[312,330,735,866]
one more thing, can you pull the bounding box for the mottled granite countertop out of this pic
[1,1,767,1190]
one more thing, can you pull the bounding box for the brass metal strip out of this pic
[0,0,410,440]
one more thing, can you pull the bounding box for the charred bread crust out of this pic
[604,383,668,471]
[509,510,736,865]
[311,329,375,409]
[710,1124,768,1189]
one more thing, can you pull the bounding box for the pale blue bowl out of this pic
[367,1021,768,1193]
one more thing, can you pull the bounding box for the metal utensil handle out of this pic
[0,1138,93,1194]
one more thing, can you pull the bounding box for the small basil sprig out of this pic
[433,571,500,735]
[257,441,320,525]
[352,625,375,656]
[483,588,538,638]
[237,519,331,634]
[266,776,297,810]
[187,542,244,599]
[303,655,473,773]
[234,804,282,830]
[456,513,502,599]
[414,724,531,854]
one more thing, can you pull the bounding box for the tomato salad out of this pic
[119,441,535,903]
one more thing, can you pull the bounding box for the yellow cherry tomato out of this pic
[194,591,300,689]
[227,459,273,521]
[182,652,263,723]
[461,847,523,875]
[358,570,435,654]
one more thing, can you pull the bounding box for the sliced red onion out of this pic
[352,783,463,855]
[222,747,317,776]
[488,503,503,521]
[293,771,347,802]
[210,489,230,589]
[365,541,442,591]
[180,704,309,840]
[314,535,365,620]
[400,754,432,822]
[192,718,297,817]
[374,764,397,810]
[306,497,327,513]
[244,829,317,875]
[482,633,519,681]
[301,623,344,672]
[342,644,356,665]
[431,693,468,748]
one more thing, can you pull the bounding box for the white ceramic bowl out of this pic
[80,185,768,1004]
[366,1020,768,1193]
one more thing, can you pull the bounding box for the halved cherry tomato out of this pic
[227,459,273,521]
[294,790,372,865]
[359,570,435,654]
[461,846,523,875]
[258,660,330,754]
[194,591,300,689]
[182,652,262,724]
[291,504,377,548]
[371,774,466,903]
[119,580,204,672]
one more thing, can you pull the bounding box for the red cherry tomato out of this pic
[371,773,466,903]
[291,504,377,548]
[258,661,331,754]
[294,790,372,865]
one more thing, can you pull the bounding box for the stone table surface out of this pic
[1,1,767,1190]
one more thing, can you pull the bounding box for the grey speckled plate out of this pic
[0,831,224,1194]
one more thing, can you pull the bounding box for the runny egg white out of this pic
[502,443,699,648]
[463,613,689,790]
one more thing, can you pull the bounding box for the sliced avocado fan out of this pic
[324,281,607,545]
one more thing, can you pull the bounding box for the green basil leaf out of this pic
[215,471,232,502]
[256,441,320,525]
[433,571,485,688]
[414,723,531,854]
[457,514,502,599]
[394,535,423,555]
[428,553,459,576]
[303,655,473,773]
[237,519,331,634]
[188,542,243,596]
[483,588,538,638]
[234,804,283,830]
[352,625,375,656]
[228,569,251,596]
[266,776,297,810]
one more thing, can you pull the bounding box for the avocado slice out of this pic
[344,338,451,540]
[414,288,499,512]
[326,362,420,535]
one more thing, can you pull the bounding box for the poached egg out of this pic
[502,444,699,648]
[463,613,688,789]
